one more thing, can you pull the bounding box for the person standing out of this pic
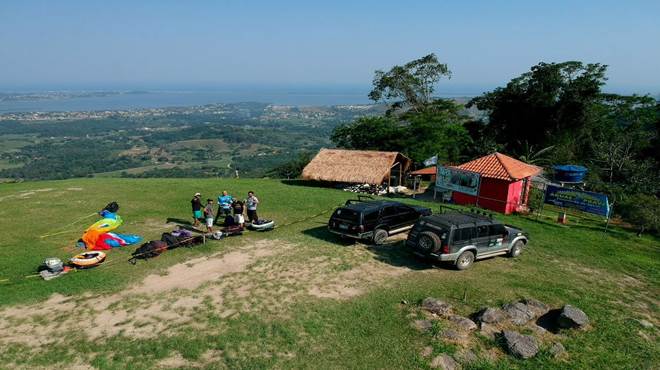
[232,199,245,226]
[246,191,259,223]
[216,190,233,225]
[191,192,202,227]
[204,199,215,233]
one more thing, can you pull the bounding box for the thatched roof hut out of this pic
[302,149,412,185]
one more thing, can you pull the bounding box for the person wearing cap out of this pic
[191,193,203,227]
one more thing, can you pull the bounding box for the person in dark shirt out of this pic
[191,192,202,227]
[232,199,245,226]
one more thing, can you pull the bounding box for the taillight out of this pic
[441,245,450,254]
[359,225,365,232]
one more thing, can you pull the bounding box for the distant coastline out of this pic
[0,87,485,114]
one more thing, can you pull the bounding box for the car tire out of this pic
[508,240,523,258]
[417,231,441,254]
[373,228,388,245]
[455,251,475,270]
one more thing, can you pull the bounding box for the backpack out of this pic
[129,240,168,264]
[161,232,179,247]
[103,201,120,213]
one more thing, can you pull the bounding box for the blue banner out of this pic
[544,185,610,217]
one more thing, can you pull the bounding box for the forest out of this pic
[329,54,659,233]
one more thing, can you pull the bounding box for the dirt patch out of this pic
[133,250,269,294]
[157,352,193,369]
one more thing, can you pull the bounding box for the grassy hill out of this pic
[0,178,657,369]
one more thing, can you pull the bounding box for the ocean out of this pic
[0,86,484,113]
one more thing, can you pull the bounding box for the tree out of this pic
[369,53,451,114]
[267,152,314,179]
[618,194,660,236]
[330,116,406,152]
[469,61,607,155]
[399,99,472,163]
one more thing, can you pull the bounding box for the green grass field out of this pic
[0,178,657,369]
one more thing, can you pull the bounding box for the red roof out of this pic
[455,152,541,181]
[411,166,437,176]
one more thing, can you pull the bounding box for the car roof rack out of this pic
[344,194,375,205]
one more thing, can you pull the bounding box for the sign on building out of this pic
[544,185,610,217]
[436,166,481,196]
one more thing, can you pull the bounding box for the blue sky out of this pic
[1,0,659,94]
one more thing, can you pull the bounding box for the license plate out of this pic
[339,224,349,230]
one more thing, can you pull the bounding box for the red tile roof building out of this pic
[449,153,541,214]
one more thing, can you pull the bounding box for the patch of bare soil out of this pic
[0,238,416,360]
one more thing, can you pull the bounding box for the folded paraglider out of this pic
[79,202,141,250]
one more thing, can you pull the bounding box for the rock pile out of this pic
[411,297,591,368]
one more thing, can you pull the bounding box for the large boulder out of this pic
[521,298,549,317]
[475,307,507,324]
[557,305,589,329]
[430,354,460,370]
[501,330,539,359]
[422,298,453,316]
[448,315,478,332]
[503,302,536,325]
[413,319,434,332]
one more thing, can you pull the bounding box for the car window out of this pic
[333,208,360,222]
[489,224,506,236]
[396,205,413,214]
[363,210,379,223]
[381,206,398,217]
[455,227,474,241]
[477,225,489,238]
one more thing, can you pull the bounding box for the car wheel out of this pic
[508,240,523,257]
[417,231,441,253]
[373,229,388,245]
[455,251,475,270]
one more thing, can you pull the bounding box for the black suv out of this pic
[406,211,528,270]
[328,198,432,244]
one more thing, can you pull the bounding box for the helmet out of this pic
[44,257,64,272]
[212,231,224,240]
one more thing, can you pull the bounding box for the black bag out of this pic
[130,240,168,264]
[103,201,120,213]
[161,232,179,247]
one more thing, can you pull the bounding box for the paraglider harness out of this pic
[103,201,120,214]
[129,231,205,264]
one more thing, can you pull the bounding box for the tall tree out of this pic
[369,53,451,114]
[469,61,607,155]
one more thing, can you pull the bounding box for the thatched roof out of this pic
[302,149,411,184]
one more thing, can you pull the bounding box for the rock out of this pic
[440,329,467,341]
[422,298,453,316]
[549,342,566,358]
[455,349,478,364]
[521,298,549,317]
[420,346,433,358]
[430,354,460,370]
[479,322,498,340]
[557,305,589,329]
[638,319,653,329]
[503,302,535,325]
[476,307,507,324]
[413,319,434,332]
[529,323,548,336]
[449,315,477,332]
[501,330,539,359]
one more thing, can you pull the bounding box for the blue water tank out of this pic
[553,165,588,182]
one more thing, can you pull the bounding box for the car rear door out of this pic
[472,224,492,253]
[380,205,400,230]
[451,226,475,251]
[395,205,418,227]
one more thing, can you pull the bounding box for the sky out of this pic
[1,0,659,95]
